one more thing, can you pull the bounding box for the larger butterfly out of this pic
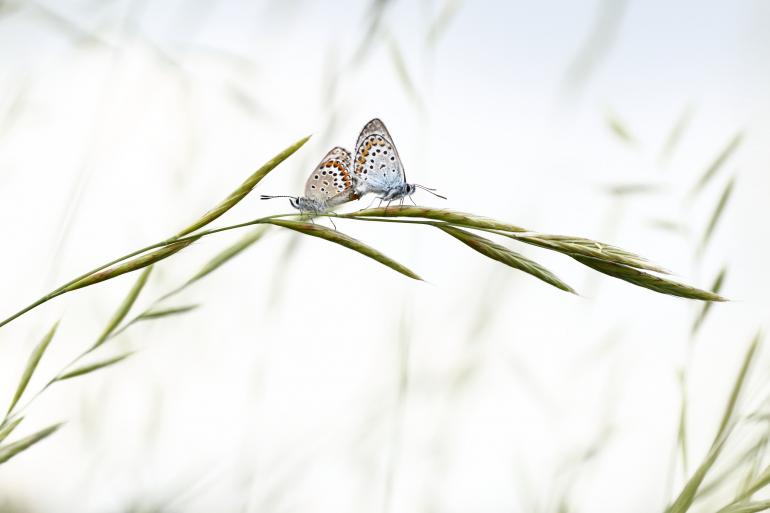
[261,146,359,213]
[352,118,445,204]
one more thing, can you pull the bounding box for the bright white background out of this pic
[0,0,769,511]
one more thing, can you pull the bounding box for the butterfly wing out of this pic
[304,147,358,209]
[353,118,406,195]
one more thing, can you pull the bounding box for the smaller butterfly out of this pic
[261,146,360,213]
[352,118,445,205]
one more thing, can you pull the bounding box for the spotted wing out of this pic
[304,146,358,208]
[353,118,406,194]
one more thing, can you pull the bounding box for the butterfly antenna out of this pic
[414,184,447,200]
[260,194,296,201]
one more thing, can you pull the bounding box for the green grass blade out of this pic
[716,501,770,513]
[739,466,770,503]
[7,322,59,414]
[439,225,575,294]
[691,132,742,197]
[0,423,62,465]
[344,206,527,232]
[175,136,310,238]
[700,177,735,253]
[692,267,727,335]
[0,417,24,444]
[136,305,199,321]
[266,219,422,281]
[739,434,769,499]
[666,414,730,512]
[55,353,134,382]
[714,333,760,445]
[573,257,725,301]
[92,267,152,349]
[667,333,761,512]
[697,437,767,500]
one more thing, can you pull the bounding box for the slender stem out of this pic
[0,214,296,330]
[0,211,455,331]
[0,243,166,330]
[333,215,443,228]
[0,210,515,427]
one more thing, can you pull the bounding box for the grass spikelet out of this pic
[0,423,62,465]
[510,233,669,274]
[605,108,637,145]
[573,257,725,301]
[560,0,629,95]
[691,132,742,197]
[439,225,575,293]
[427,0,464,45]
[175,136,310,238]
[136,305,199,321]
[55,352,134,382]
[0,418,24,444]
[603,183,662,196]
[700,177,735,253]
[266,219,422,281]
[387,34,422,108]
[676,369,690,475]
[692,267,727,335]
[345,206,527,232]
[6,322,59,414]
[62,240,195,293]
[649,219,689,235]
[91,267,152,350]
[659,104,693,163]
[185,227,269,286]
[667,333,761,512]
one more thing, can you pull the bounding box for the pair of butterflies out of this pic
[261,118,444,213]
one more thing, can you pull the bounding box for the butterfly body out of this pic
[352,118,442,203]
[261,146,358,213]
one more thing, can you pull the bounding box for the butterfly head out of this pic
[293,197,326,214]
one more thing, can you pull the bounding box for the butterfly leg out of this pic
[409,195,417,206]
[329,217,338,231]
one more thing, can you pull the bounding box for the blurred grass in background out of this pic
[1,0,770,512]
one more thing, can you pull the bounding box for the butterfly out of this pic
[261,146,359,213]
[352,118,445,205]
